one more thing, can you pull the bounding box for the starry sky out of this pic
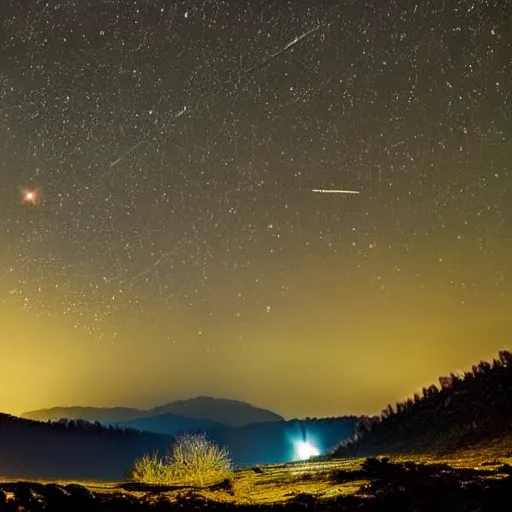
[1,0,511,419]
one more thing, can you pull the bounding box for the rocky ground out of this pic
[2,457,512,511]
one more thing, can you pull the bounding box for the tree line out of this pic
[333,350,512,457]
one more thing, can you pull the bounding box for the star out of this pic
[21,187,41,206]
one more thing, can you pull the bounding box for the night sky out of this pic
[1,0,511,419]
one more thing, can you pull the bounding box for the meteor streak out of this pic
[312,189,360,194]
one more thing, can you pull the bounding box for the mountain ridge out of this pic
[21,396,284,427]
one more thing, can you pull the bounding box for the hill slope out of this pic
[332,349,512,458]
[0,414,174,480]
[112,412,228,436]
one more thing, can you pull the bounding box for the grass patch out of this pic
[130,452,172,485]
[5,447,512,507]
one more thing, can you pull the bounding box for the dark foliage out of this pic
[49,417,141,435]
[332,350,512,458]
[0,413,140,436]
[0,413,174,480]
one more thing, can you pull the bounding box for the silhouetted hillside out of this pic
[112,412,228,436]
[0,414,174,480]
[332,350,512,458]
[21,406,147,422]
[22,396,283,427]
[151,396,284,426]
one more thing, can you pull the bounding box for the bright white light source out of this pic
[296,441,320,460]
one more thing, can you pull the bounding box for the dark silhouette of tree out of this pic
[439,376,452,390]
[499,350,512,366]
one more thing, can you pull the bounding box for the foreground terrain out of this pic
[2,447,512,511]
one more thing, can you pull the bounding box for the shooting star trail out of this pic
[119,252,170,285]
[269,25,320,59]
[312,189,360,194]
[109,140,145,168]
[109,106,188,168]
[243,25,320,75]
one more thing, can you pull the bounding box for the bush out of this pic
[129,433,233,486]
[166,432,233,486]
[129,452,172,484]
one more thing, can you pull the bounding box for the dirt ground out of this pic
[2,444,512,509]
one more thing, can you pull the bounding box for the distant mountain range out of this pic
[22,396,284,427]
[1,412,357,479]
[21,406,142,423]
[150,396,285,426]
[19,397,359,469]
